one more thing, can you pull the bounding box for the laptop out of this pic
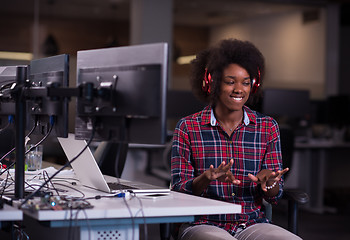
[57,133,170,195]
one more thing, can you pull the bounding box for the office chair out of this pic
[159,126,309,240]
[94,141,128,178]
[279,126,309,235]
[0,128,15,162]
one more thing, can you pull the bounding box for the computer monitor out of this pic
[262,88,310,122]
[166,89,206,133]
[0,66,22,161]
[326,95,350,127]
[75,42,168,145]
[0,66,22,129]
[166,90,206,119]
[27,54,69,138]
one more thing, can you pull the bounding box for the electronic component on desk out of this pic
[114,190,132,200]
[20,195,93,211]
[0,190,52,207]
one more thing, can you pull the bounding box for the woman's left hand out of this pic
[248,168,289,192]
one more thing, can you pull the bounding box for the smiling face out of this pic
[216,63,251,113]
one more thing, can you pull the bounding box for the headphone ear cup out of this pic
[202,69,212,94]
[251,78,258,94]
[251,68,261,94]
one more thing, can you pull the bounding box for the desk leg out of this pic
[298,148,336,214]
[298,149,315,212]
[80,224,139,240]
[311,149,325,213]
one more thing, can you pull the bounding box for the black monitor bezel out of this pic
[27,54,69,138]
[75,42,168,145]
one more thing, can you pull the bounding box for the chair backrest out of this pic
[279,126,295,181]
[0,128,15,159]
[94,141,128,178]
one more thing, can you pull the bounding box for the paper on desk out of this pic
[7,167,75,178]
[34,166,74,177]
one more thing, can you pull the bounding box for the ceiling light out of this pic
[176,55,196,65]
[0,51,33,61]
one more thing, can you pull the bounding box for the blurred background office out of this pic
[1,0,350,239]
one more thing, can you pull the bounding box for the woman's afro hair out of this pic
[190,38,265,105]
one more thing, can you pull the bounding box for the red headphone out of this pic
[202,67,261,94]
[251,68,261,94]
[202,68,212,94]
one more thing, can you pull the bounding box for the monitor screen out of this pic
[27,54,69,138]
[326,95,350,126]
[75,42,168,144]
[166,90,206,119]
[262,88,310,120]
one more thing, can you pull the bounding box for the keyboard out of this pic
[107,182,137,190]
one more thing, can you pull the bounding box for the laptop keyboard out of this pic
[107,182,137,190]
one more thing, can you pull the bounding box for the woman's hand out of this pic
[192,159,240,195]
[205,159,240,185]
[248,168,289,192]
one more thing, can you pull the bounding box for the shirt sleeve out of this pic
[262,118,284,204]
[170,119,195,194]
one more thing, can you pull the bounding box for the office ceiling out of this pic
[0,0,331,27]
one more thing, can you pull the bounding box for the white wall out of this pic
[210,9,326,100]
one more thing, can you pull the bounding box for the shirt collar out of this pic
[210,107,251,127]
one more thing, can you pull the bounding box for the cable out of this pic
[13,222,30,240]
[0,122,10,133]
[0,81,16,94]
[68,204,74,240]
[122,195,135,240]
[26,115,39,137]
[50,182,85,198]
[80,208,92,240]
[70,208,80,240]
[0,170,11,198]
[67,199,93,240]
[0,114,50,169]
[0,115,14,133]
[0,116,38,167]
[42,170,60,196]
[0,115,52,178]
[20,117,97,207]
[25,115,55,153]
[134,195,148,240]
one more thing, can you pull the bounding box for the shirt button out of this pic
[232,193,235,196]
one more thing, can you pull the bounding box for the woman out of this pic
[171,39,301,240]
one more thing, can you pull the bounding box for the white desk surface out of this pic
[21,168,241,222]
[295,139,350,149]
[0,203,22,221]
[2,165,241,240]
[25,190,241,222]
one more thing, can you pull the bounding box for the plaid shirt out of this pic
[171,105,283,235]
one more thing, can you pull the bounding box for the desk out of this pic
[0,203,23,226]
[0,203,22,239]
[18,170,241,240]
[294,140,350,213]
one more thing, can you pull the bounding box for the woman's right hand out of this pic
[205,159,240,184]
[192,159,240,195]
